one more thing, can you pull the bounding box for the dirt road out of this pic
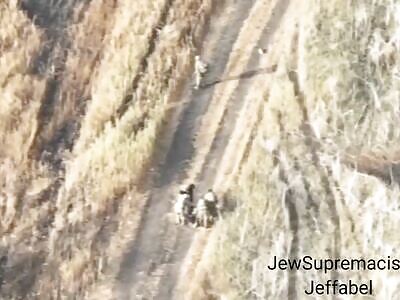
[116,0,290,298]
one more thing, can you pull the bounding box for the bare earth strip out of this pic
[115,1,257,299]
[177,0,293,297]
[115,0,294,299]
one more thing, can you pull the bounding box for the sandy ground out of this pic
[115,1,256,298]
[176,0,293,297]
[115,0,291,299]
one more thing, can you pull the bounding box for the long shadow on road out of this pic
[156,0,291,298]
[116,2,256,299]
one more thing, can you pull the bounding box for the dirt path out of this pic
[116,0,290,298]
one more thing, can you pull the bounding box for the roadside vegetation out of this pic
[0,0,211,298]
[190,0,400,299]
[3,0,400,298]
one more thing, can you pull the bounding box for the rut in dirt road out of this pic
[116,0,292,298]
[288,42,342,297]
[116,1,255,299]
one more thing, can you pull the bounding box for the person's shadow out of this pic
[201,64,277,89]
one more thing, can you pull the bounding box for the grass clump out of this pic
[0,0,212,298]
[193,0,400,299]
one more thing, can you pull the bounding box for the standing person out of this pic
[194,55,207,89]
[174,190,190,225]
[186,183,195,217]
[194,197,208,227]
[180,183,195,217]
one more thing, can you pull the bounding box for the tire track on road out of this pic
[116,0,293,297]
[288,36,342,297]
[173,0,293,297]
[158,0,292,297]
[276,112,300,300]
[116,2,256,299]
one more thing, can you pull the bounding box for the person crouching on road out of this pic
[204,188,220,219]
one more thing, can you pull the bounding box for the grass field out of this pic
[188,0,400,299]
[0,0,211,298]
[2,0,400,299]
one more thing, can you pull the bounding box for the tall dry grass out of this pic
[30,0,118,160]
[0,0,213,298]
[0,2,45,171]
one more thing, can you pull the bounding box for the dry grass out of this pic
[190,0,400,299]
[0,2,45,166]
[0,0,212,298]
[30,0,118,158]
[5,0,400,298]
